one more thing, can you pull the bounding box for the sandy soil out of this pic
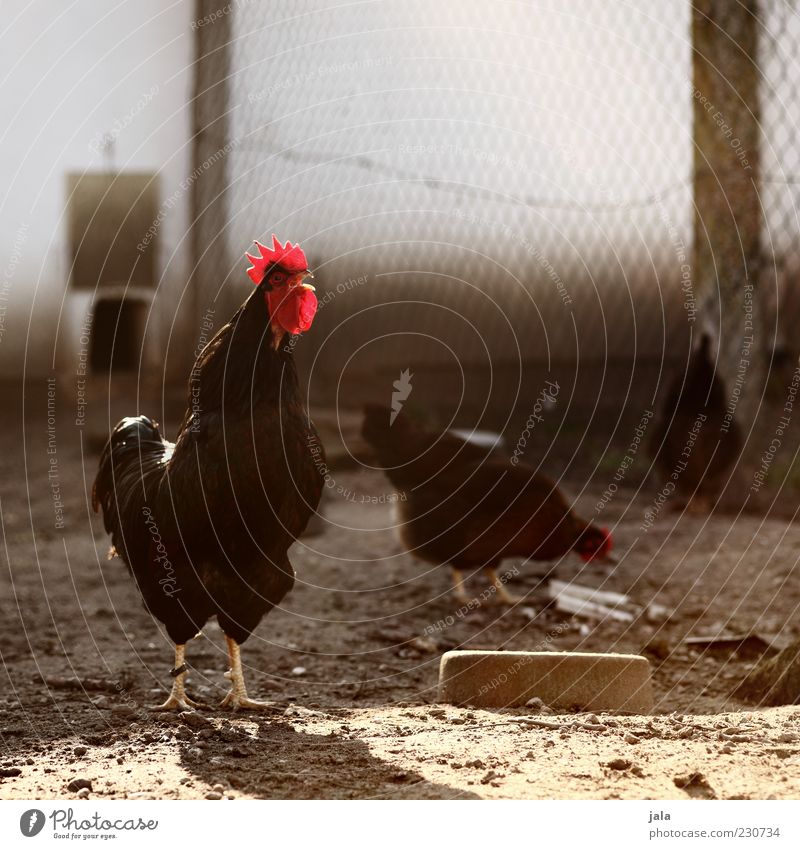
[2,407,800,800]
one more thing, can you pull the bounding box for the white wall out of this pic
[0,0,194,379]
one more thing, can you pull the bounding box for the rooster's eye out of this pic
[271,272,285,285]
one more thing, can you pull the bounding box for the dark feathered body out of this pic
[93,286,324,645]
[361,406,608,573]
[650,334,741,502]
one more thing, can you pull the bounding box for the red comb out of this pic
[245,234,309,284]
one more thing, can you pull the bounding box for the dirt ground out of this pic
[2,404,800,800]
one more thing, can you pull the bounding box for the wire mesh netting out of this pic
[194,0,698,423]
[760,0,800,348]
[10,2,800,804]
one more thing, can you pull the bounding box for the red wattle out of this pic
[267,287,318,335]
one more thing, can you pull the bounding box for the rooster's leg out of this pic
[219,636,270,710]
[450,568,470,604]
[150,644,205,711]
[486,567,525,605]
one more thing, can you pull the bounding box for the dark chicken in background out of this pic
[361,404,614,604]
[93,237,323,710]
[649,333,742,512]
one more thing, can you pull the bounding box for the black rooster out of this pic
[93,237,323,710]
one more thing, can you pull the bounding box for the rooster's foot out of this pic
[219,636,270,711]
[218,689,271,711]
[150,693,205,712]
[450,568,472,605]
[486,567,526,605]
[150,643,204,711]
[495,592,527,605]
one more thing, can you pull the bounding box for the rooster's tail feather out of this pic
[92,415,167,532]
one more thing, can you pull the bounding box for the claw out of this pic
[149,643,204,711]
[218,691,271,711]
[494,591,527,606]
[450,567,470,604]
[150,694,206,712]
[219,636,271,710]
[486,567,527,605]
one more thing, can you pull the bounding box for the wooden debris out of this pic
[547,580,635,623]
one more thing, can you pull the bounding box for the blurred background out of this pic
[2,0,800,482]
[6,3,800,794]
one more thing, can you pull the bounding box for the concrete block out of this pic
[438,650,654,713]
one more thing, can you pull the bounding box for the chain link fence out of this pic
[192,0,800,437]
[760,0,800,356]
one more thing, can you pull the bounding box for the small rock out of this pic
[674,771,716,799]
[0,767,21,777]
[212,783,225,792]
[180,711,211,729]
[525,697,547,711]
[624,732,640,745]
[77,788,90,799]
[584,714,601,725]
[409,636,438,653]
[67,778,92,793]
[73,746,88,757]
[643,638,672,660]
[646,603,672,624]
[205,791,223,800]
[223,746,252,758]
[111,704,135,718]
[606,758,632,771]
[291,667,307,676]
[283,705,317,718]
[776,732,798,743]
